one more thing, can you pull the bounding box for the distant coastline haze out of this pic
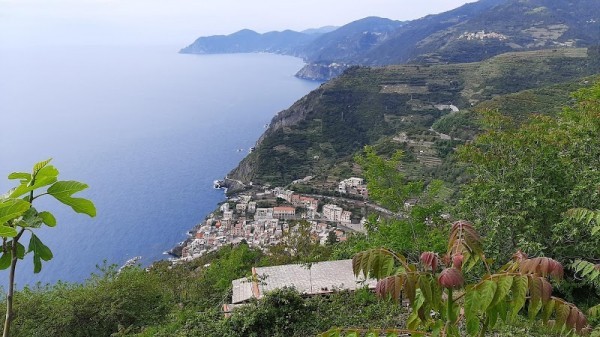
[0,0,475,47]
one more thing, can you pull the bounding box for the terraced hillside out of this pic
[228,48,600,188]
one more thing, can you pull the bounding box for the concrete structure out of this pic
[229,259,377,306]
[323,204,344,222]
[341,210,352,224]
[273,206,296,219]
[236,203,248,212]
[338,177,368,198]
[255,208,274,220]
[223,210,233,220]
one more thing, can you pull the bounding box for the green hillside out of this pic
[229,47,600,187]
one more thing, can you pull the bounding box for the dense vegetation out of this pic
[230,48,600,188]
[1,52,599,335]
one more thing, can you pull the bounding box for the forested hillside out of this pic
[229,47,600,188]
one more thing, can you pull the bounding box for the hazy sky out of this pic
[0,0,475,47]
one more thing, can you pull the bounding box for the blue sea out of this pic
[0,45,319,287]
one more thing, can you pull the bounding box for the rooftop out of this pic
[231,259,376,304]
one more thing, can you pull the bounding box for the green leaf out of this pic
[407,289,426,330]
[0,199,31,225]
[581,262,595,277]
[510,275,528,320]
[528,276,547,319]
[479,280,497,312]
[16,242,25,259]
[488,307,499,328]
[32,159,52,176]
[48,181,96,217]
[555,302,570,333]
[19,207,44,228]
[497,299,509,323]
[36,165,59,179]
[8,172,31,181]
[0,225,18,237]
[464,289,481,336]
[419,275,433,304]
[28,234,53,273]
[0,253,11,270]
[542,298,556,324]
[38,211,57,227]
[431,320,443,337]
[9,174,58,198]
[490,275,513,307]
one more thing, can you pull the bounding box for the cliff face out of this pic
[294,63,351,81]
[227,85,325,185]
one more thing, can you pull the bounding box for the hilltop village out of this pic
[175,177,374,261]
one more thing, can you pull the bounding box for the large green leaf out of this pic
[0,225,18,237]
[478,280,497,312]
[7,162,59,199]
[36,165,59,179]
[9,174,58,198]
[510,275,528,320]
[48,181,96,217]
[541,298,556,323]
[464,288,480,336]
[28,234,53,273]
[0,199,31,226]
[490,275,513,307]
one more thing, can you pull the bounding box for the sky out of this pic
[0,0,475,48]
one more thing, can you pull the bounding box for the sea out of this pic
[0,45,320,287]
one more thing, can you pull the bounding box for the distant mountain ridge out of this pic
[179,29,319,55]
[181,0,600,80]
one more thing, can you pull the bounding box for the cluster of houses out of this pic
[337,177,368,198]
[458,30,508,41]
[179,180,369,261]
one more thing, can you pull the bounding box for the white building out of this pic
[247,202,257,213]
[338,177,365,194]
[323,204,343,222]
[255,208,274,220]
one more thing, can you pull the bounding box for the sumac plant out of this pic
[0,159,96,337]
[321,220,592,337]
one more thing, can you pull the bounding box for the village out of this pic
[177,177,371,261]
